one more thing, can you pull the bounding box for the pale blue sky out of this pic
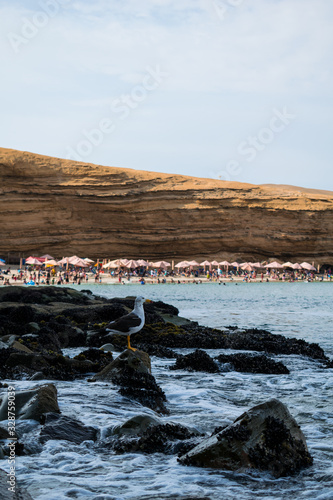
[1,0,332,190]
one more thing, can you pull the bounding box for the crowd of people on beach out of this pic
[0,261,331,286]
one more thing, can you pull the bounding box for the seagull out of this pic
[103,296,150,351]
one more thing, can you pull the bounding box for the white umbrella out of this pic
[44,259,58,266]
[300,262,316,271]
[291,263,303,270]
[84,258,94,263]
[125,260,139,268]
[26,257,43,265]
[200,260,211,266]
[72,257,89,267]
[175,261,190,268]
[241,263,254,272]
[231,262,240,267]
[137,259,149,266]
[219,261,231,266]
[0,261,5,266]
[252,262,263,268]
[151,261,171,268]
[282,262,294,268]
[265,261,284,269]
[188,260,200,266]
[40,254,54,260]
[210,261,219,266]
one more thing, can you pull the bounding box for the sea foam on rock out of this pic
[179,399,313,477]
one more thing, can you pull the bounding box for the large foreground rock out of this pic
[179,399,313,477]
[0,384,60,421]
[40,412,98,444]
[0,468,33,500]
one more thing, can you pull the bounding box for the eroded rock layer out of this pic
[1,148,333,263]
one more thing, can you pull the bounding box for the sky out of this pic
[0,0,332,190]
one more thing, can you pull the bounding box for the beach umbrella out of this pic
[231,262,240,267]
[40,254,54,260]
[241,263,254,272]
[291,263,303,270]
[137,259,149,266]
[300,262,316,271]
[252,262,263,268]
[282,262,294,268]
[200,260,211,266]
[188,260,200,266]
[151,261,171,268]
[210,261,219,266]
[26,257,43,265]
[84,258,94,263]
[265,261,284,269]
[219,260,231,266]
[44,259,58,267]
[71,257,88,267]
[125,260,139,268]
[175,261,190,268]
[0,261,5,266]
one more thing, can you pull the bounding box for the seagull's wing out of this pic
[106,312,142,333]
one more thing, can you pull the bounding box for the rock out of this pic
[0,467,33,500]
[73,348,113,370]
[0,384,60,421]
[170,349,219,373]
[11,341,34,354]
[40,412,98,444]
[108,420,201,455]
[91,349,151,381]
[27,322,40,332]
[112,415,162,436]
[0,350,102,381]
[215,353,289,374]
[179,399,313,477]
[90,350,167,413]
[136,343,177,359]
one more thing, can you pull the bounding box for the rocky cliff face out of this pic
[1,148,332,264]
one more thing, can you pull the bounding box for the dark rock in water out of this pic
[108,420,201,456]
[91,349,151,380]
[0,384,60,421]
[170,349,220,373]
[91,349,168,414]
[0,467,33,499]
[118,368,168,415]
[112,414,162,436]
[179,399,313,478]
[0,349,102,381]
[215,353,289,374]
[40,412,98,444]
[74,348,113,369]
[135,343,177,359]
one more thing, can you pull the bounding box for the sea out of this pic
[4,282,333,500]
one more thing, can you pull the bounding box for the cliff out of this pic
[1,148,333,264]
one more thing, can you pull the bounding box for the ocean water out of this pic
[3,282,333,499]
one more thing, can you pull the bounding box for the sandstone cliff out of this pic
[1,148,332,264]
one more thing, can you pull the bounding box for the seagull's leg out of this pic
[127,335,136,351]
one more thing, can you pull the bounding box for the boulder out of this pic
[215,353,289,374]
[170,349,219,373]
[91,349,151,381]
[179,399,313,477]
[91,350,168,414]
[0,468,33,500]
[40,412,98,444]
[112,414,161,436]
[107,416,201,455]
[0,384,60,421]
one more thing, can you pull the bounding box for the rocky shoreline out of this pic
[0,286,331,493]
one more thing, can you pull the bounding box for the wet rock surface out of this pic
[0,384,60,421]
[106,414,201,456]
[40,412,98,444]
[179,399,313,477]
[215,353,290,374]
[170,349,220,373]
[91,349,168,414]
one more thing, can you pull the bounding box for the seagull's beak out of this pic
[145,299,153,303]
